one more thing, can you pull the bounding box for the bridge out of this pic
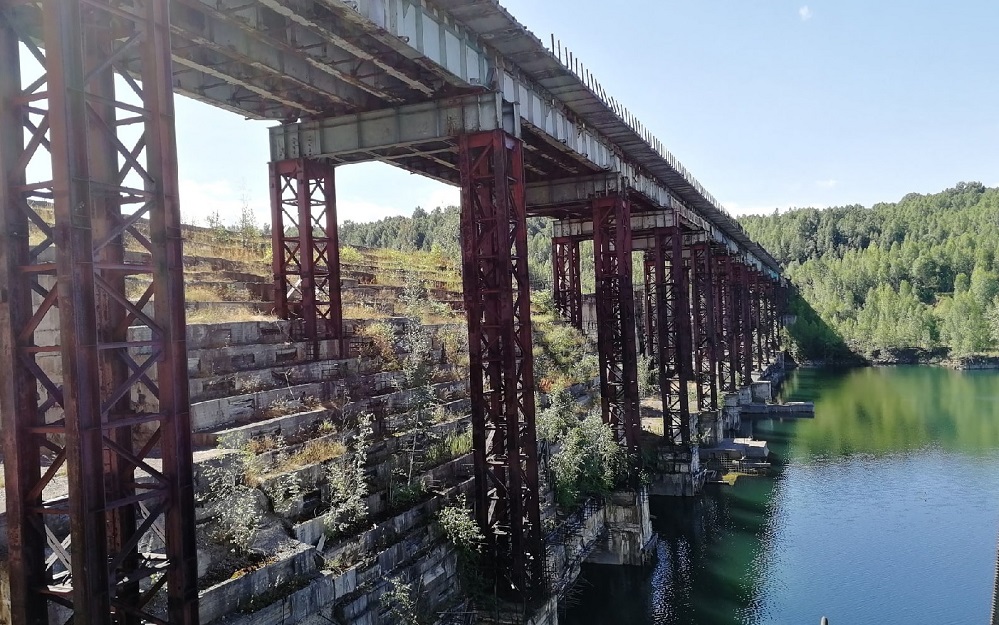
[0,1,785,623]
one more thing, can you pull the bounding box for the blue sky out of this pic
[168,0,999,226]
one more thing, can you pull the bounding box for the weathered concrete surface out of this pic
[200,541,317,623]
[586,488,656,567]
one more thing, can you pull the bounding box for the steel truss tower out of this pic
[690,241,719,414]
[591,194,641,453]
[713,250,736,393]
[552,236,583,330]
[738,263,754,383]
[0,1,198,622]
[458,130,543,600]
[270,158,343,354]
[646,224,693,447]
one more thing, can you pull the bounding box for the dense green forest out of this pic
[341,208,595,292]
[741,182,999,359]
[341,182,999,360]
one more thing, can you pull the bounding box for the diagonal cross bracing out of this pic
[592,194,642,453]
[459,129,543,601]
[0,2,199,623]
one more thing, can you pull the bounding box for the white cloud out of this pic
[799,5,813,21]
[816,179,839,189]
[179,178,268,227]
[338,199,415,224]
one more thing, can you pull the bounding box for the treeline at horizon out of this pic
[341,182,999,360]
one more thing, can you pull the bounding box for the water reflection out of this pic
[563,367,999,625]
[783,367,999,457]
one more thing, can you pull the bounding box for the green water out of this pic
[563,366,999,625]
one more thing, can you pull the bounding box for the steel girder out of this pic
[458,130,543,600]
[0,2,198,623]
[690,242,719,414]
[270,158,344,356]
[592,194,642,454]
[551,236,583,330]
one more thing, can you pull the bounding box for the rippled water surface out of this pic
[563,367,999,625]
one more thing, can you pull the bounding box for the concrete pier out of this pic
[586,488,657,567]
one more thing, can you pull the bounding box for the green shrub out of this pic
[549,412,628,509]
[324,415,372,538]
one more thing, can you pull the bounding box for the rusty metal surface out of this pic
[668,221,693,447]
[731,263,753,386]
[0,1,199,622]
[459,130,543,601]
[591,195,641,453]
[691,242,719,414]
[551,237,583,330]
[714,252,737,393]
[646,221,697,447]
[0,11,50,624]
[270,158,344,355]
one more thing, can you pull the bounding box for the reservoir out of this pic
[563,366,999,624]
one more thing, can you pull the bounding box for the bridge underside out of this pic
[0,1,786,621]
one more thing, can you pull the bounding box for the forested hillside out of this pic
[341,182,999,360]
[740,182,999,358]
[342,207,587,291]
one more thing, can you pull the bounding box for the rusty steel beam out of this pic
[0,12,50,625]
[0,1,200,622]
[691,242,719,414]
[592,194,641,453]
[551,236,583,330]
[459,130,542,601]
[270,158,344,356]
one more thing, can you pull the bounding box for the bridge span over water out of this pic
[0,1,784,622]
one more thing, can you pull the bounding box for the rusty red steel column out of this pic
[767,280,780,358]
[690,241,719,413]
[270,158,344,356]
[642,250,658,361]
[759,275,774,365]
[458,130,543,600]
[727,258,745,388]
[737,263,754,384]
[712,250,735,394]
[551,236,583,330]
[751,270,765,369]
[658,222,693,447]
[0,1,199,622]
[591,194,642,453]
[0,14,50,625]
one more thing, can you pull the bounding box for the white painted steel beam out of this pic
[334,0,781,274]
[270,93,517,162]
